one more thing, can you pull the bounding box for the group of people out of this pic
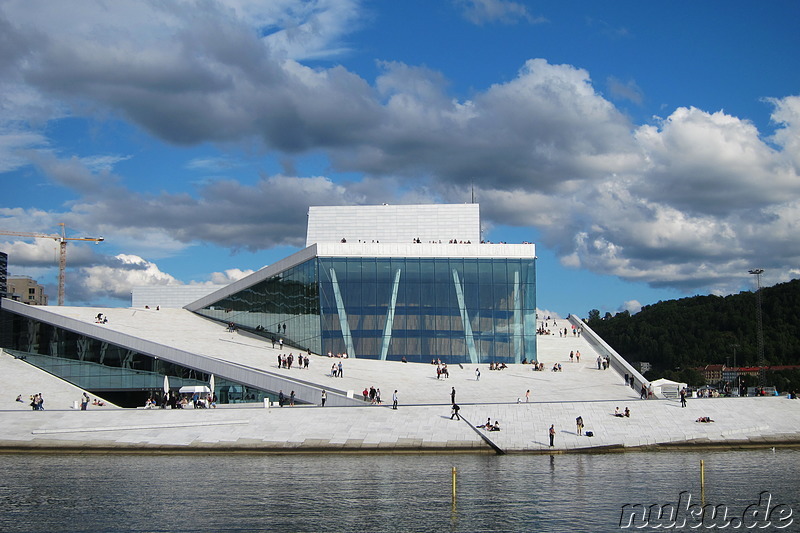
[537,318,557,335]
[410,237,474,244]
[568,350,581,363]
[278,353,309,370]
[435,364,450,379]
[488,362,507,370]
[277,390,296,407]
[21,393,44,410]
[330,361,344,378]
[362,386,382,404]
[695,388,720,398]
[73,393,105,408]
[95,313,108,324]
[597,356,611,370]
[326,352,349,358]
[613,406,631,418]
[557,326,583,338]
[478,418,501,431]
[153,390,215,409]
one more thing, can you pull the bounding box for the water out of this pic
[0,450,797,532]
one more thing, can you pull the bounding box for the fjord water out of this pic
[0,449,797,532]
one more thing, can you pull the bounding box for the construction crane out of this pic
[0,223,104,306]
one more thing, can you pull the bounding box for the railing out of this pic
[567,315,655,398]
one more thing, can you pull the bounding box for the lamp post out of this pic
[729,343,739,368]
[729,343,740,393]
[748,269,765,388]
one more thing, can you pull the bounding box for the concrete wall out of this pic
[307,204,481,246]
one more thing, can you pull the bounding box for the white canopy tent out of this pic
[649,378,687,399]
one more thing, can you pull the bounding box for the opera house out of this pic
[0,204,538,407]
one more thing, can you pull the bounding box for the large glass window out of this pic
[193,254,536,364]
[318,256,536,364]
[196,258,321,354]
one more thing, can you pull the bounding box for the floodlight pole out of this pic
[748,269,765,388]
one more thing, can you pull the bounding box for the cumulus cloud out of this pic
[0,238,100,268]
[767,95,800,170]
[71,254,180,303]
[208,268,256,284]
[619,300,642,314]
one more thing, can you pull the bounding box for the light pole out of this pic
[748,269,765,389]
[730,343,740,393]
[729,343,739,369]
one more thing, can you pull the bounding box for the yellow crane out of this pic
[0,223,104,305]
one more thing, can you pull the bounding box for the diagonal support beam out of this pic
[452,269,478,365]
[380,268,402,360]
[329,267,356,358]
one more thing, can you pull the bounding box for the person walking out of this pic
[289,390,295,406]
[338,361,343,378]
[525,389,530,402]
[450,403,461,420]
[392,390,398,410]
[321,389,327,407]
[549,424,555,447]
[680,388,687,408]
[475,368,481,381]
[450,387,456,405]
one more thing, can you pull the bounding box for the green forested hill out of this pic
[585,278,800,374]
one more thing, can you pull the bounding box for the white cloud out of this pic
[619,300,642,314]
[208,268,255,284]
[80,154,132,173]
[767,95,800,170]
[633,107,798,214]
[74,254,180,302]
[0,125,50,173]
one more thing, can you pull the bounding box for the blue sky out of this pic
[2,0,799,317]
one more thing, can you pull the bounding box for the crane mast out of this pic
[0,223,104,305]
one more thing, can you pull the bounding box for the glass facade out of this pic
[194,259,321,354]
[198,255,537,364]
[0,311,274,407]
